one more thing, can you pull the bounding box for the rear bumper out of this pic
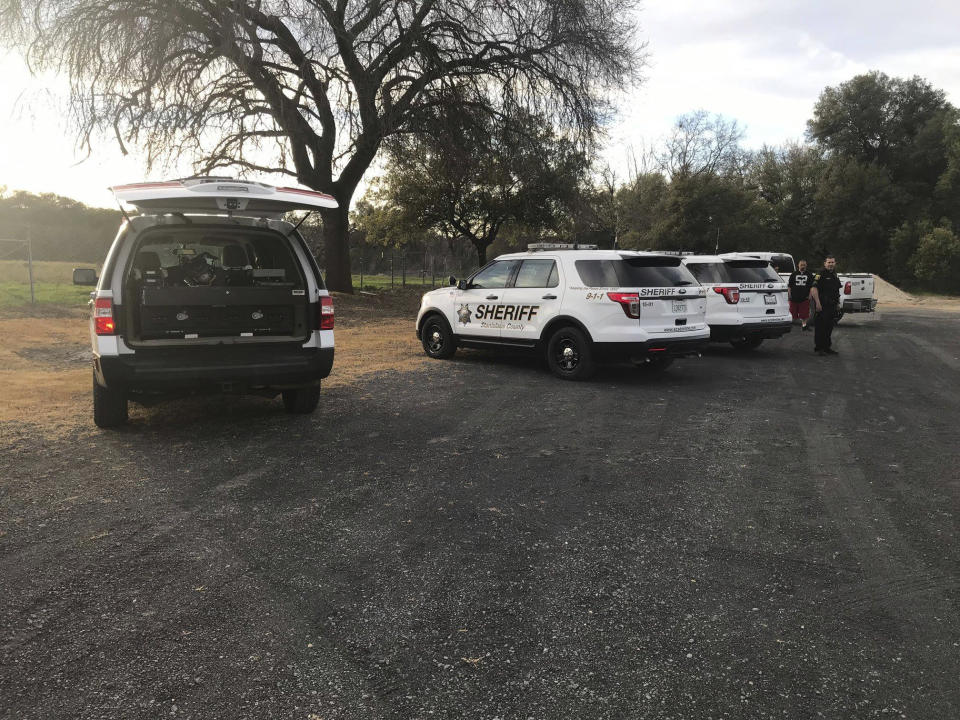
[709,320,792,341]
[842,298,877,312]
[96,345,334,394]
[593,337,709,362]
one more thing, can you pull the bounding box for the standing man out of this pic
[809,254,842,356]
[787,259,812,331]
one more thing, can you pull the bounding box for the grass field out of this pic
[0,260,440,308]
[0,261,97,308]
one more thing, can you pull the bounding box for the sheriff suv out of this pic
[681,253,792,349]
[415,245,710,380]
[89,178,337,428]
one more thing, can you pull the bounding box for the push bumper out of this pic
[96,345,334,394]
[709,320,792,342]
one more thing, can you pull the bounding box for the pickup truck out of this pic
[736,252,877,320]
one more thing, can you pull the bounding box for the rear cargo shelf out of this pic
[136,286,307,341]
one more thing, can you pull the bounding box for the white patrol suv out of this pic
[681,254,792,349]
[415,245,710,380]
[89,178,337,427]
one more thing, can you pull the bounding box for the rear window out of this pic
[769,254,795,273]
[129,227,306,289]
[685,262,727,284]
[575,257,697,287]
[724,260,781,283]
[686,260,780,284]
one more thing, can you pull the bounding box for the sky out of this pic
[2,0,959,209]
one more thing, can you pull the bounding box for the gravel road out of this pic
[1,307,958,719]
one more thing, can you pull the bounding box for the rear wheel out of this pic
[421,315,456,359]
[730,336,764,350]
[92,374,128,428]
[282,386,321,414]
[546,326,595,380]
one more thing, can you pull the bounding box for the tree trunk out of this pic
[320,201,353,293]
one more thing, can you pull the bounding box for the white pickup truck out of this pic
[737,252,877,321]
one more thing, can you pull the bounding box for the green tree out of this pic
[361,111,588,266]
[909,225,960,294]
[3,0,644,292]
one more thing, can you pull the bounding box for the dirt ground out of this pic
[2,288,960,719]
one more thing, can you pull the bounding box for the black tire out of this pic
[636,356,675,372]
[730,336,764,350]
[92,374,128,428]
[421,314,457,359]
[545,326,595,380]
[282,385,321,414]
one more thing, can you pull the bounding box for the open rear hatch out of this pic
[111,178,338,217]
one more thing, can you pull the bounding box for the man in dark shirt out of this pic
[809,255,842,356]
[787,259,812,331]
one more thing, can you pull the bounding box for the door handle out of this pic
[542,294,557,299]
[486,294,498,300]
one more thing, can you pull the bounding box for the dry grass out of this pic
[0,314,427,433]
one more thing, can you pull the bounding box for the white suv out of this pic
[89,178,337,427]
[416,246,710,379]
[681,254,792,349]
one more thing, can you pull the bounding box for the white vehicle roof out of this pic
[494,249,684,262]
[680,254,726,263]
[111,177,338,217]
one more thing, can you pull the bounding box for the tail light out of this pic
[607,292,640,319]
[844,281,852,295]
[318,295,334,329]
[93,297,117,335]
[713,286,740,304]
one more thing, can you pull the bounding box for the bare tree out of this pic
[656,110,746,180]
[1,0,645,291]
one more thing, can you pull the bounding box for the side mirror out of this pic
[448,275,457,287]
[73,268,98,286]
[457,279,468,291]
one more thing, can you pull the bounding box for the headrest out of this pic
[222,245,248,268]
[134,251,161,272]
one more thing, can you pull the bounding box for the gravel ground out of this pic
[1,306,958,719]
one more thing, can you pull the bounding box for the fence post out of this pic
[401,251,406,287]
[27,229,35,305]
[390,251,394,289]
[359,245,364,290]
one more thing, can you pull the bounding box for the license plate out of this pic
[671,301,686,313]
[764,294,777,305]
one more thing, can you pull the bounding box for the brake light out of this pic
[844,281,852,295]
[713,286,740,304]
[319,295,334,329]
[94,297,117,335]
[607,292,640,319]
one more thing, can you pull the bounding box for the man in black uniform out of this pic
[809,255,842,356]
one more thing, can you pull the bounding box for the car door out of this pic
[454,260,519,341]
[498,257,562,344]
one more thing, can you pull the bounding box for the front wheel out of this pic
[282,386,321,414]
[546,326,596,380]
[93,374,128,428]
[421,315,457,359]
[730,336,764,350]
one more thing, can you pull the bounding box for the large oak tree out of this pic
[2,0,644,291]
